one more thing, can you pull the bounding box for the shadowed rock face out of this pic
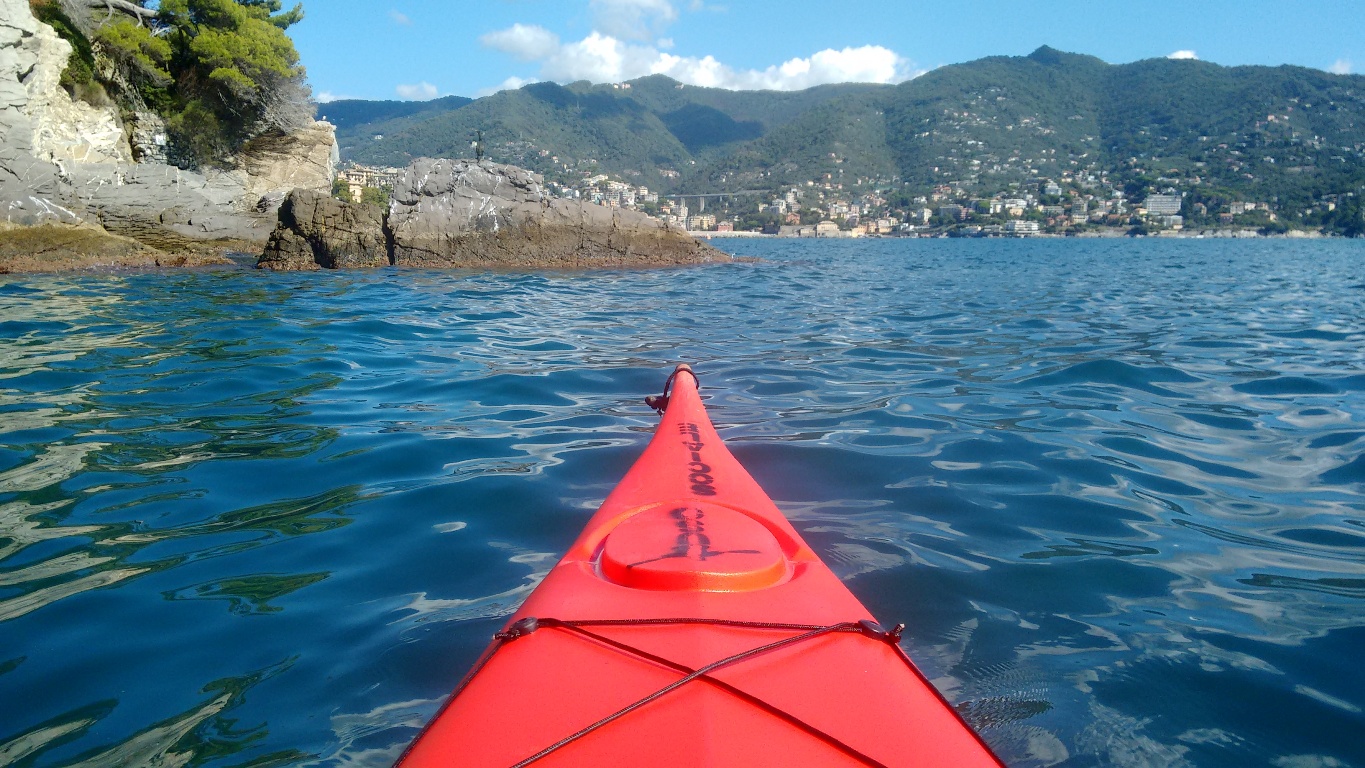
[387,159,728,269]
[258,189,388,270]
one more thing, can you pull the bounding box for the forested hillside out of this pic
[327,47,1365,209]
[333,78,887,190]
[319,95,471,136]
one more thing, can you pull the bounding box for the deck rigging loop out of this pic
[645,363,699,415]
[478,616,911,767]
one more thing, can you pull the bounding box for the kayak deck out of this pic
[399,365,1002,767]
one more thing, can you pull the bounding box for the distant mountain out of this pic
[325,48,1365,206]
[328,76,888,190]
[878,47,1365,205]
[317,95,473,152]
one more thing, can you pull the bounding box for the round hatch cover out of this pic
[599,502,788,591]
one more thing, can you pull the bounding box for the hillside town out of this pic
[332,71,1364,238]
[337,158,1349,238]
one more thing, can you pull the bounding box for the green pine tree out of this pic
[57,0,312,168]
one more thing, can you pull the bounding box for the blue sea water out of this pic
[0,238,1363,767]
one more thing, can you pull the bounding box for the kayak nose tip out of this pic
[647,364,697,414]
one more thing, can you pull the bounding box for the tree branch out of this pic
[85,0,158,26]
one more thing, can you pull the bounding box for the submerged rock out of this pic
[387,159,727,269]
[258,189,388,270]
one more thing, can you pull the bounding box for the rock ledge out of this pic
[0,224,234,273]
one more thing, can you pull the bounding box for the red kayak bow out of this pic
[399,364,1003,767]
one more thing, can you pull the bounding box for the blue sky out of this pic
[290,1,1365,103]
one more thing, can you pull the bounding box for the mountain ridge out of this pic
[323,48,1365,221]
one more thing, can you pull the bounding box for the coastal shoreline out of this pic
[692,226,1341,240]
[4,221,1344,275]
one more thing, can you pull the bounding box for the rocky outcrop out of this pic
[125,109,169,164]
[68,162,278,249]
[0,0,337,265]
[258,189,388,270]
[387,159,727,268]
[3,0,75,224]
[257,160,728,271]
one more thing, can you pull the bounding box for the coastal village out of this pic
[331,71,1362,239]
[336,143,1345,239]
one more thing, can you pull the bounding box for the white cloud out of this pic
[493,30,914,91]
[479,1,915,93]
[1168,50,1198,60]
[1329,58,1352,75]
[589,0,677,42]
[751,46,912,90]
[541,33,653,84]
[389,10,411,25]
[396,82,439,100]
[480,24,562,62]
[315,91,347,103]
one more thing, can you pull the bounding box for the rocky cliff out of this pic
[259,159,728,270]
[0,0,128,167]
[0,0,336,269]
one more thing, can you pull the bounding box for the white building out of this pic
[1146,194,1183,216]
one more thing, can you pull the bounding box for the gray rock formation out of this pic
[125,109,169,164]
[387,159,727,268]
[1,0,337,262]
[258,189,388,270]
[68,162,280,249]
[257,159,727,270]
[3,0,74,224]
